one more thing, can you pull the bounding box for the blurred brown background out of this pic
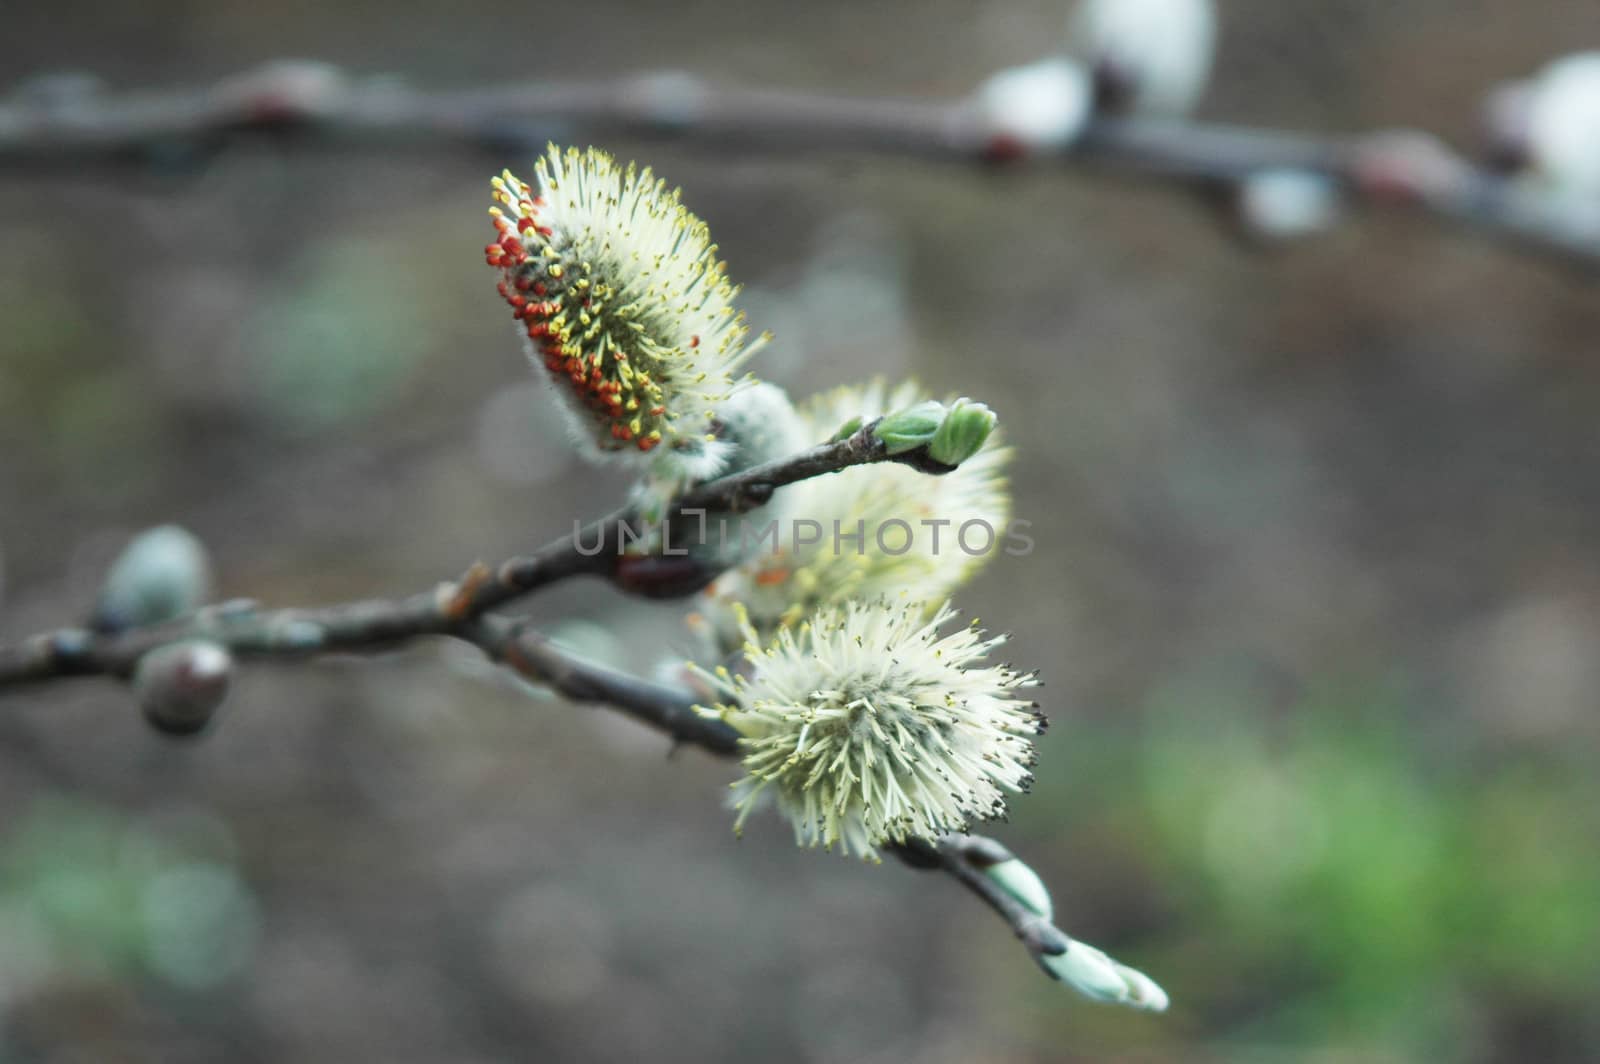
[2,1,1599,1061]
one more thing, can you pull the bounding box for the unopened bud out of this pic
[95,525,212,632]
[1117,964,1171,1012]
[1523,52,1600,196]
[710,383,810,480]
[1041,940,1169,1012]
[134,641,234,737]
[873,400,948,455]
[983,857,1053,922]
[830,415,864,443]
[1236,169,1341,242]
[927,398,998,467]
[1071,0,1217,118]
[972,59,1092,156]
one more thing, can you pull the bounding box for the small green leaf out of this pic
[873,400,947,455]
[928,398,997,466]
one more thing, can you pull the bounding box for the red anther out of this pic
[508,294,527,308]
[517,216,537,233]
[532,282,547,296]
[499,236,522,256]
[689,335,700,348]
[649,405,666,416]
[514,276,533,292]
[638,435,659,452]
[536,225,553,237]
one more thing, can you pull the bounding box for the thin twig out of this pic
[464,622,1072,968]
[4,62,1598,271]
[0,419,911,689]
[891,835,1071,961]
[465,614,742,755]
[467,619,1070,974]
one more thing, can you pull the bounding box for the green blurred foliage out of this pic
[0,798,260,1005]
[1017,677,1600,1058]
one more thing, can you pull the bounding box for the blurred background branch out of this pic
[6,60,1600,271]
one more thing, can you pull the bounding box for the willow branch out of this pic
[464,614,742,755]
[462,623,1066,963]
[4,61,1597,271]
[0,419,911,689]
[461,621,1069,970]
[890,834,1071,964]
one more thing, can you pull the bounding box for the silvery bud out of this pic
[972,59,1093,157]
[133,641,234,737]
[982,857,1053,922]
[94,525,212,632]
[1236,169,1342,242]
[1041,940,1170,1012]
[1522,52,1600,196]
[710,382,811,483]
[1071,0,1216,118]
